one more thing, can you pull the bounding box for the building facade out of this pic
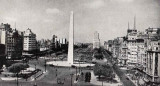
[119,37,128,66]
[145,28,160,84]
[23,28,37,54]
[0,23,12,45]
[127,28,138,66]
[93,31,100,49]
[6,29,23,59]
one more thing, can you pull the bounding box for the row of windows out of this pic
[128,56,137,59]
[129,60,137,63]
[128,44,137,46]
[24,45,36,47]
[24,37,36,39]
[24,42,36,44]
[24,47,36,48]
[128,38,137,40]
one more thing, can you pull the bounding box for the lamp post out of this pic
[34,64,37,81]
[56,68,57,77]
[76,67,77,80]
[70,73,74,86]
[45,59,46,72]
[44,56,47,72]
[13,66,19,86]
[79,59,80,74]
[16,72,19,86]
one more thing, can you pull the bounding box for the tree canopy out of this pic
[93,63,113,79]
[8,63,29,73]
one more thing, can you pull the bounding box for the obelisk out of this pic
[68,11,74,65]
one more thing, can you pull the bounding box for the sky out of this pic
[0,0,160,43]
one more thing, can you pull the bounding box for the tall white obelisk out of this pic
[68,11,74,65]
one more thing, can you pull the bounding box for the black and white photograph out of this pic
[0,0,160,86]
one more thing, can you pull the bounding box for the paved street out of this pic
[0,58,96,86]
[103,50,136,86]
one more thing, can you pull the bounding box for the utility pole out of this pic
[36,41,37,60]
[16,72,19,86]
[34,64,37,81]
[70,73,73,86]
[76,67,77,80]
[79,59,80,74]
[45,59,46,72]
[56,68,57,77]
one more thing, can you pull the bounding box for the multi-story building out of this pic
[6,29,23,59]
[39,39,49,51]
[0,44,5,55]
[108,40,113,52]
[104,41,108,50]
[59,38,68,49]
[145,28,160,84]
[127,26,138,67]
[93,31,100,49]
[0,44,5,69]
[112,38,121,62]
[23,28,37,54]
[50,35,57,51]
[0,23,12,45]
[136,32,147,67]
[105,20,160,85]
[119,37,128,66]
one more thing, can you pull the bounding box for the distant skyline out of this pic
[0,0,160,43]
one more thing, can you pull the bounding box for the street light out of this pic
[34,64,37,81]
[56,68,57,77]
[76,67,77,80]
[16,72,19,86]
[79,58,81,74]
[45,59,46,72]
[44,56,47,72]
[70,73,74,86]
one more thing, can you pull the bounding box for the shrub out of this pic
[8,63,29,73]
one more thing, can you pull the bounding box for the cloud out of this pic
[46,8,62,14]
[4,17,17,22]
[114,0,134,2]
[43,19,53,23]
[86,0,105,9]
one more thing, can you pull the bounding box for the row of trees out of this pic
[93,63,115,81]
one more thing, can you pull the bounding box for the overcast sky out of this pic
[0,0,160,43]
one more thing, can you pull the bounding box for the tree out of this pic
[94,53,103,59]
[85,72,91,82]
[8,63,29,73]
[93,63,113,80]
